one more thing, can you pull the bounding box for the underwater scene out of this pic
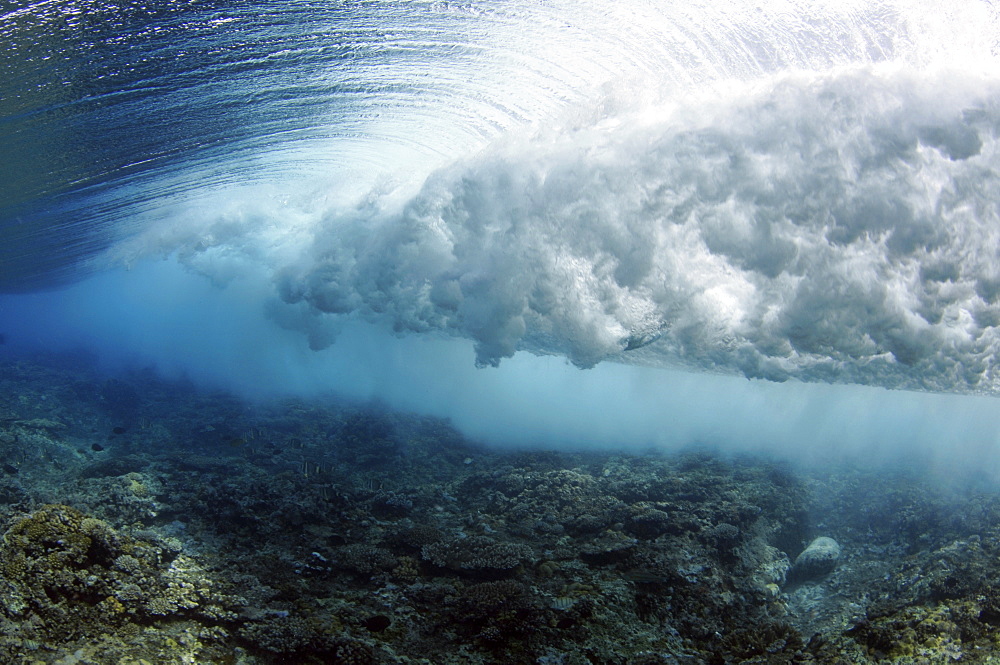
[4,0,1000,662]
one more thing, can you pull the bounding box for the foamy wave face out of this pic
[262,65,1000,392]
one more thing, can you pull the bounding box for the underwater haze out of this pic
[3,0,1000,475]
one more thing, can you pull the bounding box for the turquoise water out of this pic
[7,5,1000,661]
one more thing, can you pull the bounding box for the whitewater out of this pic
[3,0,1000,472]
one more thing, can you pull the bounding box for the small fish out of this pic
[91,443,104,452]
[550,596,576,611]
[2,463,17,475]
[623,569,671,585]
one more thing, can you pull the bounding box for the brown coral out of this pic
[421,535,533,575]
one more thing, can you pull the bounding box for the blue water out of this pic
[3,0,1000,473]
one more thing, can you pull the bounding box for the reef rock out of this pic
[790,536,840,581]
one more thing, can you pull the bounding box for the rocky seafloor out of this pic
[2,353,1000,664]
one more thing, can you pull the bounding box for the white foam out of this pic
[170,65,1000,395]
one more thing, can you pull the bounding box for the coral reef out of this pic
[1,353,1000,663]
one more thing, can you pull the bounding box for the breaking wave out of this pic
[4,0,1000,394]
[263,66,1000,394]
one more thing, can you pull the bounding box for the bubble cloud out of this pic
[252,66,1000,393]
